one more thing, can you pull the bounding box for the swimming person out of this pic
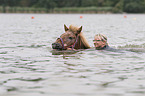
[93,34,114,50]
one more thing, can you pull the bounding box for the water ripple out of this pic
[0,14,145,96]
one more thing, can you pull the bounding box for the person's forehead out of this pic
[94,36,101,40]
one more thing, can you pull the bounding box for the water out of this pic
[0,13,145,96]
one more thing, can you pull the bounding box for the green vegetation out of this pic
[54,7,113,13]
[0,0,145,13]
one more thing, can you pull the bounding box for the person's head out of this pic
[93,34,108,50]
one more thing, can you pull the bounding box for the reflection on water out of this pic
[0,14,145,96]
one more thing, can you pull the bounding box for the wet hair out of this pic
[95,34,107,42]
[69,25,78,32]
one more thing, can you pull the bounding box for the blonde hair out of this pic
[69,25,79,33]
[80,32,90,48]
[95,34,107,41]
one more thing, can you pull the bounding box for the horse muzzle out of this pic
[52,43,63,50]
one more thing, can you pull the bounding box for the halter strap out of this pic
[72,35,79,49]
[59,38,64,49]
[59,35,79,50]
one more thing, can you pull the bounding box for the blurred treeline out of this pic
[0,0,145,13]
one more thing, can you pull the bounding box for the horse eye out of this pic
[69,37,73,40]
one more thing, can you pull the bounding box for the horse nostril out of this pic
[52,43,57,48]
[52,43,62,49]
[52,43,55,46]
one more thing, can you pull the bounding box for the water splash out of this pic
[118,44,145,53]
[118,44,145,49]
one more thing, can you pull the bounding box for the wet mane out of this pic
[79,32,90,49]
[69,25,79,33]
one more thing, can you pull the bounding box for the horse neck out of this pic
[74,35,85,49]
[74,33,90,49]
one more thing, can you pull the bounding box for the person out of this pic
[93,34,114,50]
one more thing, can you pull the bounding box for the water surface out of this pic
[0,13,145,96]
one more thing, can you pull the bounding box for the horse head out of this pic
[52,24,82,50]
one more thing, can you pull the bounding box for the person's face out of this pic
[93,36,106,49]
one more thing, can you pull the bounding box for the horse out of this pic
[52,24,90,50]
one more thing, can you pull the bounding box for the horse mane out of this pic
[79,32,90,49]
[69,25,90,49]
[69,25,79,33]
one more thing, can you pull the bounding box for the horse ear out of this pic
[64,24,69,32]
[77,26,82,34]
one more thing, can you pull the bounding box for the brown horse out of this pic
[52,24,90,50]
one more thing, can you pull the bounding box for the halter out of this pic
[59,35,79,50]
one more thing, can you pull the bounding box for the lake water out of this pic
[0,13,145,96]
